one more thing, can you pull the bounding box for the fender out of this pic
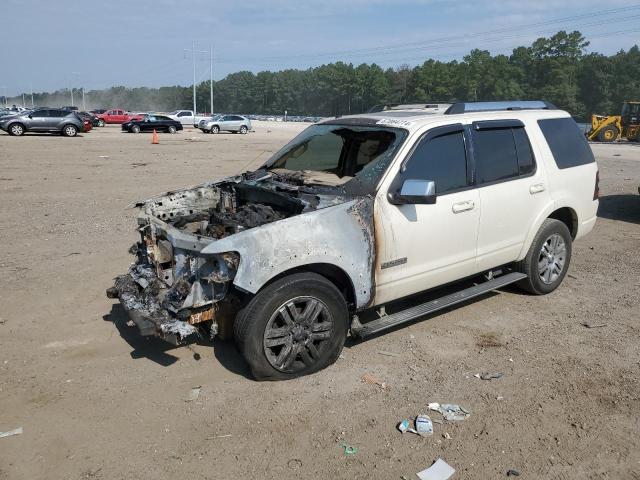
[201,197,376,309]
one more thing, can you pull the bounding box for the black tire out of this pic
[62,124,78,137]
[234,272,348,381]
[97,119,105,127]
[516,218,572,295]
[210,125,219,134]
[597,125,618,142]
[168,125,177,134]
[239,125,248,134]
[8,123,25,136]
[131,125,141,134]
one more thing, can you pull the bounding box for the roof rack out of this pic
[444,101,558,115]
[367,103,451,113]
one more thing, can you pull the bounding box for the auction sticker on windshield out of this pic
[376,118,414,127]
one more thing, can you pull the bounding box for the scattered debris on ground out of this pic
[416,459,455,480]
[415,415,433,437]
[361,372,389,390]
[428,403,471,421]
[0,427,23,439]
[506,469,521,476]
[339,442,358,456]
[377,350,401,357]
[474,372,504,380]
[580,321,607,328]
[186,386,201,402]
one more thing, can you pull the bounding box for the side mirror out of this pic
[388,179,436,205]
[28,114,33,119]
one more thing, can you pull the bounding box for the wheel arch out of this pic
[256,263,357,311]
[518,202,579,260]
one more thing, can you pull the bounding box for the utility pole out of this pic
[71,87,74,107]
[22,93,25,107]
[210,45,214,115]
[81,87,86,111]
[184,42,209,115]
[0,86,7,107]
[30,83,34,108]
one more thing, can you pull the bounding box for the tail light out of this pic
[593,170,600,200]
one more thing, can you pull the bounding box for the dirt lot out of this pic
[0,123,638,480]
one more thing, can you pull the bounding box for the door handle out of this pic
[530,183,545,194]
[452,200,475,213]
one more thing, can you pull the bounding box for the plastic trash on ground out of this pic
[415,414,433,437]
[0,427,23,438]
[428,402,471,421]
[416,458,455,480]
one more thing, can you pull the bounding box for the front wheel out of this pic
[597,125,618,142]
[234,272,348,381]
[62,124,78,137]
[516,218,572,295]
[210,125,219,134]
[8,123,25,136]
[97,119,105,127]
[131,125,141,133]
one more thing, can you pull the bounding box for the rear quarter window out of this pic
[538,117,595,169]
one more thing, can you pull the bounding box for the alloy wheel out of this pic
[538,233,566,284]
[263,296,334,373]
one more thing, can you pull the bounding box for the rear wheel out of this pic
[234,272,348,381]
[239,125,248,134]
[516,218,572,295]
[168,125,177,134]
[62,124,78,137]
[131,125,141,133]
[597,125,618,142]
[97,119,105,127]
[210,125,219,134]
[8,123,25,136]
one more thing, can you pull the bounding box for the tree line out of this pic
[9,31,640,121]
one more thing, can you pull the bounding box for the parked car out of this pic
[78,111,100,127]
[0,108,84,136]
[198,114,251,134]
[121,114,182,134]
[90,109,108,115]
[107,100,598,380]
[94,109,144,126]
[166,110,208,126]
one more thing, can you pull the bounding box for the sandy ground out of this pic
[0,122,638,480]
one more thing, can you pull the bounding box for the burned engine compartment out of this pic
[110,171,355,345]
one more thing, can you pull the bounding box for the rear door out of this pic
[47,110,67,130]
[471,120,551,271]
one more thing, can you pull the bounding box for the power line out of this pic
[215,4,640,64]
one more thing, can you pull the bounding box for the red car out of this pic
[94,109,144,126]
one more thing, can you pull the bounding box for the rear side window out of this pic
[472,128,519,183]
[403,130,468,195]
[538,117,595,169]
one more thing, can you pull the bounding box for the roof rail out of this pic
[367,103,451,113]
[444,101,558,115]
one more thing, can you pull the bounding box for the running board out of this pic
[352,272,527,338]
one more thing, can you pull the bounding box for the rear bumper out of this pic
[108,265,198,345]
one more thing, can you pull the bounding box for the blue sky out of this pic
[2,0,639,95]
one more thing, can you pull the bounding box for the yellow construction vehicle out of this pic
[587,101,640,142]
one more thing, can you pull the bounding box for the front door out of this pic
[29,109,50,131]
[375,125,480,305]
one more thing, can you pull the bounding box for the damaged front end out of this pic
[107,170,361,345]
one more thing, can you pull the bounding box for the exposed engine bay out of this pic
[108,170,357,344]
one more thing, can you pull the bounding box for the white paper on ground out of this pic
[416,458,455,480]
[0,427,23,438]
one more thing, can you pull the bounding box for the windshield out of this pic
[265,123,407,194]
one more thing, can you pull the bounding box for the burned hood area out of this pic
[155,169,355,240]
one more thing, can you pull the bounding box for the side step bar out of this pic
[351,272,527,339]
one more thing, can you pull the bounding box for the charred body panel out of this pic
[110,172,376,344]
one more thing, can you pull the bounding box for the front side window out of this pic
[266,123,407,194]
[31,109,49,118]
[402,130,468,195]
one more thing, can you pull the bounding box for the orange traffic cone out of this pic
[152,129,159,144]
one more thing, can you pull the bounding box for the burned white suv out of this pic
[108,101,599,380]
